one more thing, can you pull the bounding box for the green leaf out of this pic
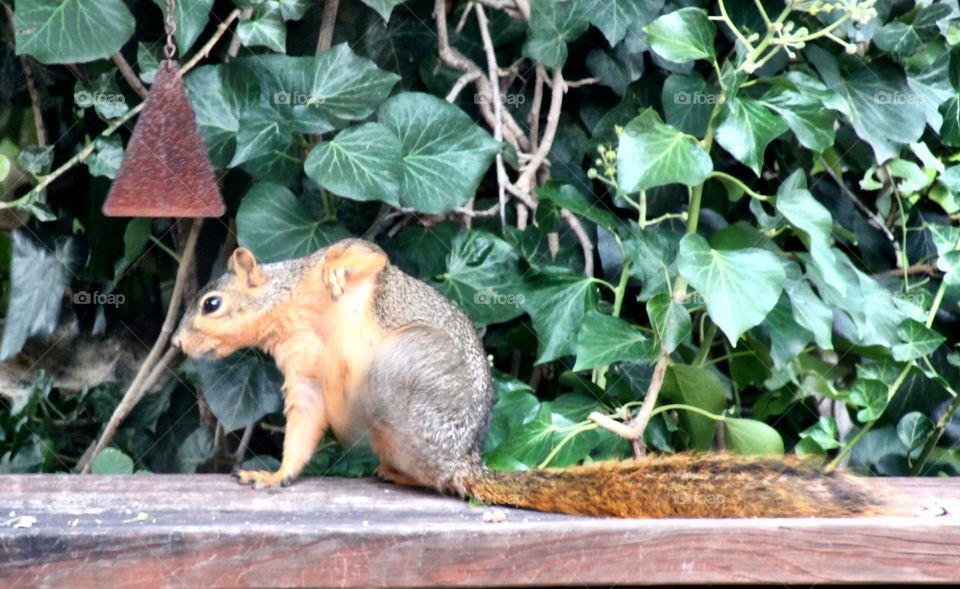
[185,65,244,168]
[892,319,945,362]
[761,295,812,370]
[646,293,691,354]
[236,183,349,262]
[18,146,53,175]
[435,231,524,325]
[799,416,841,452]
[15,0,135,64]
[644,7,715,63]
[849,378,888,422]
[523,0,591,69]
[1,231,80,360]
[304,122,403,206]
[91,448,134,475]
[521,269,598,364]
[153,0,213,57]
[587,0,660,46]
[228,106,300,183]
[379,92,500,214]
[659,365,726,450]
[177,426,215,473]
[87,136,123,179]
[573,310,652,371]
[677,234,786,346]
[360,0,408,21]
[196,351,284,432]
[715,96,788,176]
[537,182,619,234]
[811,49,927,162]
[237,1,287,53]
[723,418,784,455]
[776,180,847,296]
[897,412,934,456]
[757,86,836,152]
[0,154,9,182]
[783,268,834,351]
[75,73,129,120]
[874,22,922,56]
[662,73,717,137]
[617,108,713,192]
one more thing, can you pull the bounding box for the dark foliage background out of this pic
[1,0,958,479]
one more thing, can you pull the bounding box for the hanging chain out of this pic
[163,0,178,61]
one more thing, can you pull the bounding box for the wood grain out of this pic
[1,475,958,587]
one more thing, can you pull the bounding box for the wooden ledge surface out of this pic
[1,475,959,587]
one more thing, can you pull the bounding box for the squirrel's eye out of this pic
[202,296,222,315]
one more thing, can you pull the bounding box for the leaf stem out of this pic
[708,171,772,201]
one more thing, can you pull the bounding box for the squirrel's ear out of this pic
[229,247,265,288]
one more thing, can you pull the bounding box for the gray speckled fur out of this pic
[359,265,493,495]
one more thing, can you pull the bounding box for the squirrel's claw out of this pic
[234,469,291,489]
[323,266,348,302]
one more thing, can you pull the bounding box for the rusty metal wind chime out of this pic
[102,0,225,218]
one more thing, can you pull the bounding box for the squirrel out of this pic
[172,239,884,518]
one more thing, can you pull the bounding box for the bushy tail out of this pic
[466,454,885,518]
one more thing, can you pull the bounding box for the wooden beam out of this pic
[1,475,959,586]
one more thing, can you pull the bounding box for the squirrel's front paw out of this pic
[234,469,292,489]
[322,265,348,302]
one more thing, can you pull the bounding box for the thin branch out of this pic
[563,76,600,88]
[516,68,565,196]
[184,8,244,72]
[561,209,594,277]
[445,71,481,102]
[316,0,340,53]
[474,3,508,232]
[81,219,204,473]
[817,155,896,244]
[112,52,149,99]
[4,4,46,146]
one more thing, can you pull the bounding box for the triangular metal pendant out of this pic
[103,60,225,218]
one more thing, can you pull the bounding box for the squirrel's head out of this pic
[173,247,272,359]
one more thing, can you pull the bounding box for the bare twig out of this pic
[474,3,508,232]
[80,219,204,473]
[515,68,564,196]
[589,350,671,458]
[112,52,149,99]
[3,4,47,147]
[564,76,600,88]
[225,8,252,59]
[817,155,895,244]
[445,71,482,102]
[561,209,594,276]
[527,65,546,153]
[316,0,340,53]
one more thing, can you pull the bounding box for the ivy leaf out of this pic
[185,65,245,169]
[776,179,847,296]
[761,295,812,370]
[196,351,284,432]
[586,0,661,46]
[723,418,784,455]
[646,293,691,354]
[810,49,926,163]
[379,92,500,214]
[153,0,213,57]
[237,1,287,52]
[228,106,300,183]
[573,310,652,371]
[662,73,717,137]
[236,183,349,263]
[177,427,215,473]
[521,269,598,364]
[523,0,591,69]
[87,136,124,179]
[618,108,713,192]
[75,73,129,120]
[644,7,715,63]
[91,448,134,475]
[659,365,726,450]
[1,231,80,360]
[15,0,135,64]
[537,182,619,234]
[677,234,786,346]
[715,96,788,176]
[304,122,403,206]
[783,267,834,351]
[360,0,408,21]
[874,22,922,56]
[897,412,933,456]
[849,378,888,423]
[435,231,524,325]
[892,319,946,362]
[799,416,841,452]
[757,85,836,152]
